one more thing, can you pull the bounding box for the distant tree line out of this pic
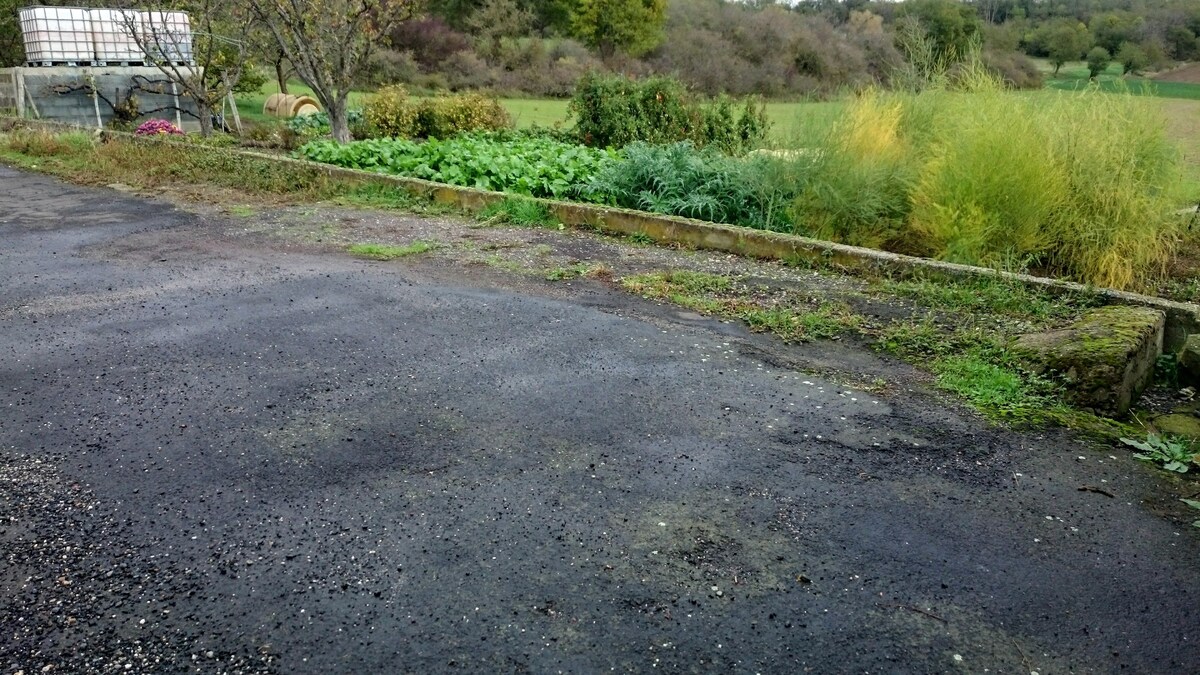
[2,0,1197,102]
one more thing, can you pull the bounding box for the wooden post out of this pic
[225,90,241,135]
[91,86,103,128]
[171,81,182,129]
[14,70,25,119]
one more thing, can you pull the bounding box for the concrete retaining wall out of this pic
[0,66,200,130]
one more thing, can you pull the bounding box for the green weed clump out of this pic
[621,270,861,343]
[347,241,438,259]
[477,197,561,228]
[795,68,1182,290]
[4,129,95,157]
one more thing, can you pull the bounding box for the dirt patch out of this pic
[1155,63,1200,84]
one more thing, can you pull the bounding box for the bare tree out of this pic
[250,0,416,143]
[118,0,253,136]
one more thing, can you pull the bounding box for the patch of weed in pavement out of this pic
[477,197,562,229]
[622,271,860,343]
[335,183,418,209]
[740,305,861,342]
[623,269,1130,432]
[348,241,438,260]
[545,262,611,281]
[876,276,1101,326]
[1120,434,1200,473]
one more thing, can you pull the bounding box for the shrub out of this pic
[358,49,421,89]
[568,72,769,153]
[359,90,513,140]
[363,85,420,138]
[650,1,900,97]
[134,119,184,136]
[701,95,770,156]
[389,18,473,69]
[441,49,500,91]
[980,49,1043,89]
[490,37,601,97]
[415,92,512,139]
[1086,46,1112,79]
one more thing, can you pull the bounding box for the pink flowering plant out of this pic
[134,119,185,136]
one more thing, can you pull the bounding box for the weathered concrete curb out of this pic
[5,116,1200,350]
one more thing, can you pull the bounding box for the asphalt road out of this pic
[2,165,1199,674]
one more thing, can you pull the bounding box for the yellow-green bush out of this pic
[793,67,1182,290]
[415,92,512,139]
[363,88,511,140]
[796,91,917,250]
[363,85,420,139]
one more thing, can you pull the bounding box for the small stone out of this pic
[1179,335,1200,387]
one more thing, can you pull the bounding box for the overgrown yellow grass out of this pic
[795,68,1182,290]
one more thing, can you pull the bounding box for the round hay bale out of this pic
[289,96,320,117]
[263,92,289,117]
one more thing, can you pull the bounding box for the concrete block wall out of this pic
[5,65,200,130]
[0,71,17,111]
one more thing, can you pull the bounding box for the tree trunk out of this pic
[196,100,214,137]
[275,58,289,95]
[329,100,351,143]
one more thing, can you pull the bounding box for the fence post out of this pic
[14,70,25,119]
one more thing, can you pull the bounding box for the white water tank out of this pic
[90,9,142,64]
[19,6,93,64]
[138,11,193,65]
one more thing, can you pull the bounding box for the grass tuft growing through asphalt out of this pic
[622,271,860,343]
[878,276,1102,324]
[477,197,562,229]
[347,241,438,260]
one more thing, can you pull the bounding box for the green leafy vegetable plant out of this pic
[299,133,613,199]
[1120,434,1200,473]
[1182,499,1200,528]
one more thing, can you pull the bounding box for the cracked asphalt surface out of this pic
[2,165,1199,673]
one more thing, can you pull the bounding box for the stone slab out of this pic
[1014,306,1166,416]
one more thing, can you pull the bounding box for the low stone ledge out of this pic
[1013,306,1166,416]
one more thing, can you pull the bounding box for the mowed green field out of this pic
[1040,58,1200,100]
[502,98,846,144]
